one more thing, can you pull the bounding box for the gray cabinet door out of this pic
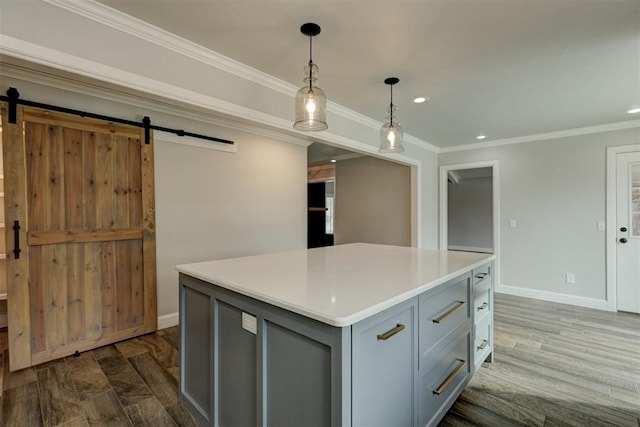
[217,301,257,426]
[352,298,417,426]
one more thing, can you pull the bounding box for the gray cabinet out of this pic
[179,262,493,426]
[352,298,417,426]
[418,327,470,427]
[180,275,348,427]
[472,262,494,371]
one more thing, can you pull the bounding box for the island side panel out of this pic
[179,277,214,426]
[218,301,257,425]
[265,321,331,426]
[179,273,350,427]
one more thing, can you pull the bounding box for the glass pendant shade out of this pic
[294,63,328,131]
[379,86,405,153]
[378,77,404,153]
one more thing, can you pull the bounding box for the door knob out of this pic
[620,238,628,244]
[620,227,627,232]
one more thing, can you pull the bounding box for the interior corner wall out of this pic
[0,76,307,323]
[438,127,640,306]
[447,177,493,252]
[334,156,411,247]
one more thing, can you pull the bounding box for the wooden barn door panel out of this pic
[2,105,157,371]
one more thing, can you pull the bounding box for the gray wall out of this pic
[439,127,640,303]
[0,76,307,321]
[0,1,441,250]
[335,157,411,246]
[447,177,493,252]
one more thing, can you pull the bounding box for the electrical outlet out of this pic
[509,219,517,228]
[242,312,257,334]
[566,273,576,284]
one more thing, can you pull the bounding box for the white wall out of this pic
[439,127,640,308]
[447,176,493,252]
[154,136,306,320]
[0,76,307,324]
[335,157,411,246]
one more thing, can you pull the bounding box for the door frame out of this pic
[605,144,640,312]
[439,160,500,288]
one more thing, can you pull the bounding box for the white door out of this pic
[616,151,640,313]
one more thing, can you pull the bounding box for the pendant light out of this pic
[293,23,328,131]
[379,77,404,153]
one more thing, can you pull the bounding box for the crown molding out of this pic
[0,35,326,144]
[0,60,314,149]
[326,100,439,153]
[42,0,438,153]
[440,119,640,153]
[43,0,296,97]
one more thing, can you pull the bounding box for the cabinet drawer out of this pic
[419,274,470,359]
[473,283,491,323]
[474,315,492,369]
[352,299,416,427]
[473,263,492,286]
[418,328,470,426]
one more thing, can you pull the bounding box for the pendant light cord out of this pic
[308,35,314,90]
[389,84,394,126]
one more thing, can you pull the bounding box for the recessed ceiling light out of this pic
[413,97,428,104]
[628,107,640,114]
[476,135,487,140]
[330,159,336,163]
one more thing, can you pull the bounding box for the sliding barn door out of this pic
[2,105,157,371]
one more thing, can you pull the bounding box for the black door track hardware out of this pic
[0,87,234,146]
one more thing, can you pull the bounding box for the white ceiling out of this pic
[80,1,640,148]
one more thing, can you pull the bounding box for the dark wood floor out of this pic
[1,294,639,426]
[0,326,197,426]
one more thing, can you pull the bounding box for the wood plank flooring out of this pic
[0,326,197,427]
[440,293,640,426]
[0,294,638,426]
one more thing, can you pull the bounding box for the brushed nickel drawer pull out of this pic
[477,302,488,311]
[433,301,466,324]
[377,323,405,341]
[477,340,489,351]
[433,359,467,395]
[475,272,488,279]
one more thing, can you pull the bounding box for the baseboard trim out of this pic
[157,312,179,330]
[496,284,611,311]
[448,245,493,254]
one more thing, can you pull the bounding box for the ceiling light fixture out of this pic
[379,77,404,153]
[628,107,640,114]
[330,159,336,163]
[293,23,327,131]
[476,134,487,140]
[413,97,427,104]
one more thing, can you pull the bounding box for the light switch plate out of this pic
[242,312,257,334]
[597,221,605,231]
[509,219,517,228]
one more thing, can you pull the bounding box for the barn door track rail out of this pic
[1,87,235,146]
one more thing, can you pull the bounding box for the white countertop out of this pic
[176,243,495,327]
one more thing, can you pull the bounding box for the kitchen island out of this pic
[177,243,495,427]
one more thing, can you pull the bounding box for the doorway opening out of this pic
[440,161,500,284]
[307,142,413,249]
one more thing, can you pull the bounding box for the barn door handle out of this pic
[12,220,21,259]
